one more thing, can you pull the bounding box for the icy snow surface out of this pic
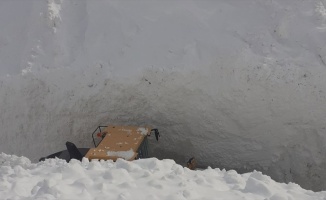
[1,0,326,191]
[1,154,326,200]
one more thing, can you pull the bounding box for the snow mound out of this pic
[0,154,325,200]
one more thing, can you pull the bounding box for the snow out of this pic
[120,128,132,135]
[137,127,149,135]
[47,0,62,21]
[0,0,326,192]
[106,149,135,160]
[47,0,62,33]
[0,153,325,200]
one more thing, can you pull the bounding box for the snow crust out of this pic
[1,153,325,200]
[0,0,326,191]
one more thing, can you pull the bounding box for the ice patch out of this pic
[106,149,135,160]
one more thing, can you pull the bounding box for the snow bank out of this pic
[1,153,325,200]
[106,149,135,160]
[0,0,326,191]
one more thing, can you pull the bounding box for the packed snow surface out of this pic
[0,154,325,200]
[1,0,326,191]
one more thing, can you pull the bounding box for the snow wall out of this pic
[1,0,326,191]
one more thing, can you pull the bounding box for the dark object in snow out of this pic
[66,141,83,161]
[151,129,160,141]
[187,157,197,170]
[39,143,89,162]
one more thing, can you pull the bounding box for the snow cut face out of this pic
[106,148,135,160]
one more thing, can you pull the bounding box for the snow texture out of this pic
[1,153,326,199]
[0,0,326,191]
[106,149,135,160]
[137,127,149,135]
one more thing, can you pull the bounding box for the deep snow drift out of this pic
[1,153,326,200]
[1,0,326,191]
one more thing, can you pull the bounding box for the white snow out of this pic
[0,0,326,191]
[1,153,325,200]
[47,0,62,33]
[120,128,132,135]
[137,127,149,135]
[106,149,135,160]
